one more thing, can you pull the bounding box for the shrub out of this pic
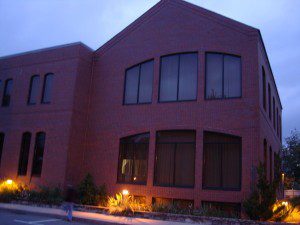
[193,206,239,219]
[77,174,107,206]
[0,180,26,203]
[26,186,63,205]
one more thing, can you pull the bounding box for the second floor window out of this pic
[206,53,241,99]
[2,79,13,107]
[262,67,266,110]
[28,75,40,105]
[31,132,46,177]
[18,132,31,176]
[159,53,198,102]
[41,73,54,104]
[124,60,154,104]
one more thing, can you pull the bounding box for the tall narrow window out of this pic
[268,84,271,119]
[41,73,54,104]
[124,60,154,104]
[31,132,46,176]
[28,75,40,105]
[206,53,241,99]
[269,147,273,182]
[262,67,266,110]
[2,79,13,107]
[263,139,267,176]
[273,97,276,129]
[18,132,31,176]
[117,133,149,184]
[203,131,241,190]
[276,108,279,136]
[154,130,195,187]
[159,53,197,102]
[0,133,5,165]
[279,115,282,141]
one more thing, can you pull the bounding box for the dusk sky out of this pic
[0,0,299,141]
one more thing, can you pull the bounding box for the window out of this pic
[154,130,195,187]
[18,132,31,176]
[2,79,13,106]
[159,53,197,102]
[269,147,273,182]
[268,84,271,119]
[202,201,241,217]
[124,60,154,104]
[205,53,241,99]
[117,133,149,184]
[279,115,282,141]
[276,108,279,136]
[262,67,266,110]
[0,133,4,165]
[203,131,241,190]
[31,132,46,176]
[153,197,194,209]
[41,73,54,103]
[28,75,40,105]
[264,139,267,175]
[273,97,276,129]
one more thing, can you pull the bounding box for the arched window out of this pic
[0,133,5,165]
[28,75,40,105]
[41,73,54,103]
[2,79,13,107]
[154,130,195,187]
[18,132,31,175]
[117,133,149,184]
[262,67,266,110]
[203,131,241,190]
[268,84,271,119]
[31,132,46,176]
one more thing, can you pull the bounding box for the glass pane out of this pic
[0,133,4,164]
[18,132,31,176]
[159,55,179,101]
[178,53,197,100]
[133,143,148,183]
[174,143,195,187]
[32,132,46,176]
[28,76,40,104]
[119,143,134,183]
[5,79,13,95]
[42,74,54,103]
[206,54,222,99]
[2,79,13,106]
[139,60,153,103]
[224,55,241,98]
[124,66,139,104]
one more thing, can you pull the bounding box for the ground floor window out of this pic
[152,197,194,210]
[117,133,149,184]
[154,130,195,188]
[18,132,31,176]
[203,131,241,190]
[31,132,46,177]
[202,201,241,217]
[0,133,4,165]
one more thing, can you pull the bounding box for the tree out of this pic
[281,130,300,189]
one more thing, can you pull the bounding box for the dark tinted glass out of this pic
[18,132,31,176]
[139,60,154,103]
[117,133,149,184]
[124,66,139,104]
[0,133,4,165]
[262,67,266,110]
[206,54,222,99]
[28,75,40,104]
[42,74,54,103]
[31,132,46,176]
[154,130,195,187]
[2,79,13,106]
[268,84,271,119]
[224,55,241,98]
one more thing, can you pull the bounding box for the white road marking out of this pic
[14,218,62,224]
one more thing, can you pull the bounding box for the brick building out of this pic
[0,0,282,212]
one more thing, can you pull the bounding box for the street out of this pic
[0,209,92,225]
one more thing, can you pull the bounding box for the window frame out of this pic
[27,75,40,105]
[153,130,196,188]
[202,131,242,191]
[2,79,13,107]
[31,131,46,177]
[205,52,242,100]
[41,73,54,104]
[17,132,31,176]
[158,52,198,103]
[123,59,154,105]
[117,132,150,185]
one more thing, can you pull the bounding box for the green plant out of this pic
[243,162,278,220]
[77,174,107,206]
[0,180,27,203]
[193,206,239,219]
[26,186,63,205]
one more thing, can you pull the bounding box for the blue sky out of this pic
[0,0,299,140]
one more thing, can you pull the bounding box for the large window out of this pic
[2,79,13,107]
[203,131,241,190]
[41,73,54,104]
[159,53,197,102]
[117,133,149,184]
[124,60,154,104]
[276,108,279,136]
[0,133,4,165]
[154,130,195,187]
[28,75,40,105]
[262,67,266,110]
[18,132,31,176]
[273,97,276,129]
[268,84,271,119]
[31,132,46,177]
[205,53,241,99]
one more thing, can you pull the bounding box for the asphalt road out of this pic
[0,209,93,225]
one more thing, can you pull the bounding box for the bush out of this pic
[26,186,63,205]
[193,206,239,219]
[77,174,107,206]
[0,180,26,203]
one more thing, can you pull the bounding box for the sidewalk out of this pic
[0,203,208,225]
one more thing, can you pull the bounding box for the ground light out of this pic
[6,179,13,185]
[122,189,129,196]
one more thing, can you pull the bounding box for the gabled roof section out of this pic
[95,0,259,57]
